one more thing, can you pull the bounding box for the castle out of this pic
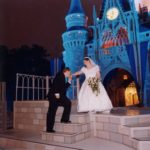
[62,0,150,107]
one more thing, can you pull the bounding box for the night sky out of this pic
[0,0,102,57]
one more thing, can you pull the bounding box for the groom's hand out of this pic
[54,93,60,99]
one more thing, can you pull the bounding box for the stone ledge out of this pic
[42,131,91,144]
[54,122,90,133]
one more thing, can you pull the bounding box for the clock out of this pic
[106,7,119,20]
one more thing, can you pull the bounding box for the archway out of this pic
[103,68,139,107]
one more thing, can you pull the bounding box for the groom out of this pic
[46,67,72,133]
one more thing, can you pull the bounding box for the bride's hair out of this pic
[84,57,96,66]
[84,57,90,61]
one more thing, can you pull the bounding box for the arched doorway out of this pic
[103,68,139,107]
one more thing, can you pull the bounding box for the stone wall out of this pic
[14,101,50,132]
[14,100,77,132]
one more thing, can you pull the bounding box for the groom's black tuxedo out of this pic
[46,72,72,132]
[48,72,71,101]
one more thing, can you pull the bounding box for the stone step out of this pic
[134,138,150,150]
[56,100,78,114]
[95,114,150,126]
[126,122,150,128]
[0,135,78,150]
[54,122,90,133]
[56,113,90,124]
[122,115,150,125]
[95,113,150,150]
[95,123,150,150]
[117,123,150,138]
[125,123,150,138]
[96,118,150,137]
[42,130,91,144]
[119,127,150,138]
[135,136,150,141]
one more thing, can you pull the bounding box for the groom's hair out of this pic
[63,67,70,72]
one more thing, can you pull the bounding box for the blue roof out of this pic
[68,0,85,14]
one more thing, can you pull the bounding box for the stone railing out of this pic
[0,82,7,133]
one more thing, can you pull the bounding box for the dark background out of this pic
[0,0,102,57]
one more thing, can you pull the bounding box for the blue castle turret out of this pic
[62,0,88,72]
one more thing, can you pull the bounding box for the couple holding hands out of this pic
[46,57,113,133]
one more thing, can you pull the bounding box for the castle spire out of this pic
[68,0,84,14]
[62,0,88,72]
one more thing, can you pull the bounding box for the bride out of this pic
[73,57,113,112]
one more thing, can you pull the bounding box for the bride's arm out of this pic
[72,71,83,77]
[95,65,101,80]
[72,67,85,77]
[96,71,101,80]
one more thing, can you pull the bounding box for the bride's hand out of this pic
[72,73,79,77]
[72,73,79,78]
[73,71,82,77]
[72,73,76,76]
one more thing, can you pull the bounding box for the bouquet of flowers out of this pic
[87,77,100,96]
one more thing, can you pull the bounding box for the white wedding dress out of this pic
[77,65,113,112]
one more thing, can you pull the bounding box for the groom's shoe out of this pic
[61,120,71,124]
[46,129,56,133]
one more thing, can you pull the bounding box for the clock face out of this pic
[106,7,119,20]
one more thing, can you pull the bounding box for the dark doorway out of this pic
[103,68,139,107]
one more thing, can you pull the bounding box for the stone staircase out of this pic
[42,113,91,144]
[1,101,150,150]
[13,100,91,144]
[95,113,150,150]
